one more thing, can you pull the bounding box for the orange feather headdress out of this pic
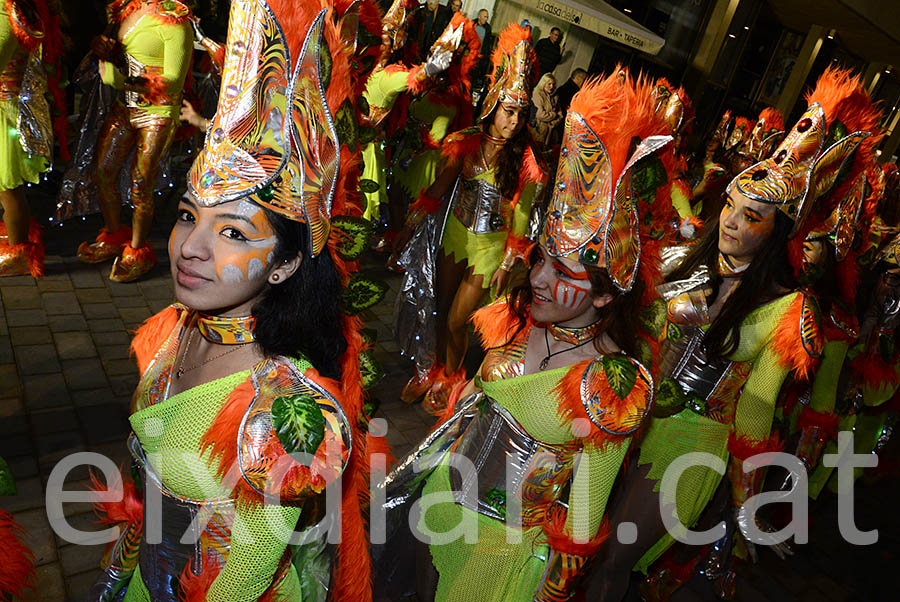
[427,12,481,99]
[539,68,678,298]
[733,67,882,237]
[479,23,538,121]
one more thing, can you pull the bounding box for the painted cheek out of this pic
[742,216,774,247]
[216,243,276,283]
[552,278,592,309]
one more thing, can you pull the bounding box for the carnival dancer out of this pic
[395,23,544,413]
[75,0,192,282]
[0,454,35,600]
[86,1,379,600]
[731,107,785,176]
[373,69,677,602]
[587,67,879,602]
[0,0,63,277]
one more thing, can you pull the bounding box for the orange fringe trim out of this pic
[727,432,784,461]
[770,294,819,382]
[470,299,522,348]
[130,305,180,375]
[178,552,222,602]
[408,191,443,215]
[797,406,840,437]
[0,509,35,599]
[542,505,609,556]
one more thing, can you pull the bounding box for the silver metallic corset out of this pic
[452,177,505,234]
[124,53,148,108]
[448,399,577,526]
[129,435,238,601]
[661,326,733,405]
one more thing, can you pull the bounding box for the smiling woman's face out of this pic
[718,185,778,265]
[529,245,607,325]
[169,197,280,316]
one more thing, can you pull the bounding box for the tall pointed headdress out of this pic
[733,67,881,236]
[479,23,537,121]
[741,107,785,162]
[540,70,677,294]
[651,78,685,138]
[188,0,341,257]
[376,0,416,68]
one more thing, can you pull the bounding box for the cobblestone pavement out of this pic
[1,183,898,601]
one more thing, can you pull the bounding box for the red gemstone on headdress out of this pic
[797,118,812,132]
[775,150,787,163]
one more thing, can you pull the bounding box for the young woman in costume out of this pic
[377,70,676,602]
[397,24,546,413]
[587,67,879,601]
[87,2,377,600]
[0,0,63,277]
[76,0,193,282]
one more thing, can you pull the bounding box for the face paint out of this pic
[718,187,777,264]
[529,245,601,327]
[214,201,277,283]
[550,260,593,309]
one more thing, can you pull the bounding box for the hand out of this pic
[180,99,208,130]
[424,49,453,76]
[490,266,511,297]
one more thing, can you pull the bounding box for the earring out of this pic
[272,273,280,282]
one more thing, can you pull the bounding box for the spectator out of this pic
[475,8,492,47]
[449,0,462,13]
[530,73,562,147]
[414,0,452,59]
[535,26,564,76]
[556,67,587,116]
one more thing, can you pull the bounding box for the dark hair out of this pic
[485,107,533,199]
[571,68,587,78]
[550,27,562,35]
[251,209,347,380]
[507,256,645,360]
[668,210,797,360]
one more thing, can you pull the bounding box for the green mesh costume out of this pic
[405,300,652,601]
[90,306,351,601]
[635,290,810,571]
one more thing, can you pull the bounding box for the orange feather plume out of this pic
[470,299,523,348]
[488,24,539,89]
[770,294,819,382]
[130,305,181,375]
[727,431,784,461]
[757,107,784,132]
[542,505,609,556]
[177,553,222,602]
[0,510,35,600]
[89,469,143,527]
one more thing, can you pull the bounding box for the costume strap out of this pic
[196,312,257,344]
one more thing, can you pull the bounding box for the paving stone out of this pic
[97,344,130,361]
[0,395,24,418]
[14,344,61,375]
[0,411,28,437]
[60,540,106,578]
[91,330,130,346]
[9,325,53,345]
[52,510,103,550]
[35,429,86,464]
[12,508,57,567]
[61,358,108,391]
[23,373,71,409]
[66,568,104,600]
[77,404,131,444]
[69,267,105,288]
[109,374,139,396]
[74,287,112,304]
[36,277,74,292]
[118,306,152,323]
[0,363,21,399]
[31,408,78,436]
[88,317,125,332]
[0,432,34,460]
[106,279,143,296]
[0,317,7,336]
[41,291,81,316]
[0,286,41,309]
[71,387,118,408]
[0,336,12,363]
[103,358,138,377]
[6,308,48,326]
[54,331,98,360]
[82,302,118,319]
[0,274,36,286]
[47,314,89,333]
[112,294,150,308]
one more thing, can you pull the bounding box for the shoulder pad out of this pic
[155,0,191,21]
[238,358,352,504]
[580,354,653,438]
[799,292,824,358]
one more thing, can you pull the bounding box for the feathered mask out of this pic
[188,0,349,257]
[733,67,881,236]
[479,23,537,121]
[540,70,676,294]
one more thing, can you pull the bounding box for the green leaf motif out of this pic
[641,298,667,338]
[359,349,385,390]
[318,37,333,91]
[358,178,380,194]
[272,395,326,456]
[601,355,638,400]
[656,377,685,410]
[666,323,682,342]
[0,455,16,496]
[632,156,668,204]
[344,276,389,315]
[334,100,359,151]
[332,215,374,261]
[484,488,507,520]
[360,328,377,345]
[359,126,377,145]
